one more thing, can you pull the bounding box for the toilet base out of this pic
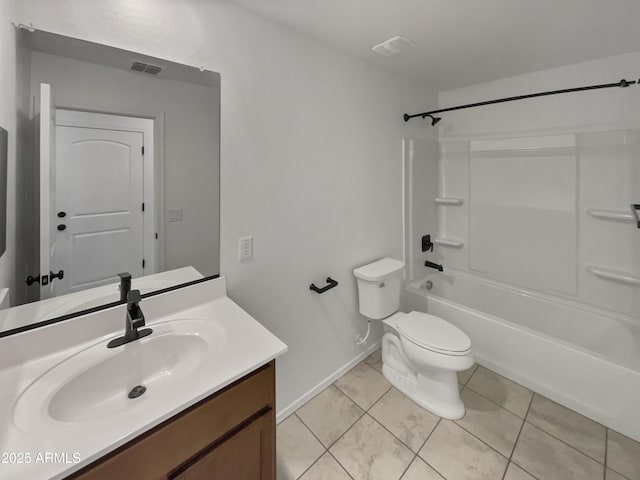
[381,328,470,419]
[382,363,465,419]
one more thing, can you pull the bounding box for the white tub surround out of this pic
[0,276,287,480]
[405,271,640,441]
[403,115,640,440]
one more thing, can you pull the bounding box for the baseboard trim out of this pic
[276,340,381,424]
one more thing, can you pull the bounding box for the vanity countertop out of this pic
[0,277,287,480]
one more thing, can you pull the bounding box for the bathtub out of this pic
[404,269,640,442]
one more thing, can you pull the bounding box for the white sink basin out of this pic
[13,318,225,435]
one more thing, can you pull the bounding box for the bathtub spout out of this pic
[425,260,444,272]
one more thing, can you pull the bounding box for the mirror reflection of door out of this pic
[38,83,56,300]
[53,110,154,296]
[1,28,220,335]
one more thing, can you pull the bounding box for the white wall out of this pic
[29,51,220,278]
[13,0,436,413]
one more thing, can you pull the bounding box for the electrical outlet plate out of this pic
[239,236,253,261]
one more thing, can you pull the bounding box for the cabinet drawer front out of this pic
[70,361,275,480]
[172,410,274,480]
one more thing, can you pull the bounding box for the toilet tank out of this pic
[353,258,405,320]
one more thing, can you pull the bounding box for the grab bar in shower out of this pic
[587,208,634,223]
[632,204,640,228]
[587,266,640,287]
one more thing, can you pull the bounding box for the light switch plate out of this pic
[168,208,183,222]
[239,236,253,261]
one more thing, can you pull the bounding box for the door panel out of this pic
[55,126,144,295]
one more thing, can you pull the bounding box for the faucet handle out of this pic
[118,272,132,282]
[421,234,434,252]
[127,289,142,305]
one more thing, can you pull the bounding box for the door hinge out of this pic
[141,146,145,156]
[142,202,145,212]
[142,259,146,269]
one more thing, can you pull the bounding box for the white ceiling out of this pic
[228,0,640,90]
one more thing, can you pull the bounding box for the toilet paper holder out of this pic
[310,277,339,294]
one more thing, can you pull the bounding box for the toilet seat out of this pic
[397,312,471,356]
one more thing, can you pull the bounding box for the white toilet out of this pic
[354,257,474,419]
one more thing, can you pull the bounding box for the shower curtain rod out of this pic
[403,78,638,124]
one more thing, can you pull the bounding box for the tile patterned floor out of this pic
[277,349,640,480]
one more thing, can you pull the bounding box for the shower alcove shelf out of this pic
[434,197,464,206]
[434,238,465,248]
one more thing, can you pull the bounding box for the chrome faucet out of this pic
[107,290,153,348]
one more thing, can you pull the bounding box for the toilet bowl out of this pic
[353,257,474,419]
[382,312,473,419]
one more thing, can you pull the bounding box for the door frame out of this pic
[55,109,159,275]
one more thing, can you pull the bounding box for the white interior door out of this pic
[39,83,56,299]
[54,124,145,295]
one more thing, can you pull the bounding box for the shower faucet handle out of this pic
[422,234,434,252]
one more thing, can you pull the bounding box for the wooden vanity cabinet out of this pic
[68,361,276,480]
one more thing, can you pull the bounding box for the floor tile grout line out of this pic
[521,419,607,467]
[525,391,612,432]
[398,416,446,480]
[471,389,610,467]
[327,450,356,480]
[317,360,427,479]
[414,417,449,480]
[293,412,331,450]
[296,380,368,450]
[602,431,635,480]
[333,361,392,412]
[324,412,410,480]
[463,380,532,419]
[397,454,418,480]
[603,428,608,480]
[366,411,427,456]
[297,403,367,452]
[321,359,388,452]
[452,420,512,462]
[524,394,608,465]
[291,412,331,480]
[459,383,528,424]
[500,392,537,480]
[293,447,325,480]
[461,363,480,387]
[467,368,616,444]
[365,385,394,414]
[291,412,356,480]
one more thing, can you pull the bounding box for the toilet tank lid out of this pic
[353,258,405,281]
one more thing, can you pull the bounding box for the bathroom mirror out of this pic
[0,29,220,336]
